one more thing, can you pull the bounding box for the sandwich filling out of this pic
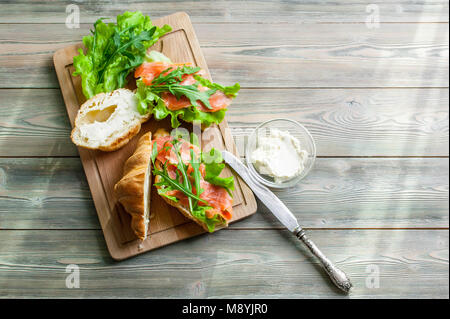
[134,51,240,128]
[151,133,234,232]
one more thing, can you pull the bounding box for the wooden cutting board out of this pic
[53,12,257,260]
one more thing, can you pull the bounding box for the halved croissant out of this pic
[114,131,152,240]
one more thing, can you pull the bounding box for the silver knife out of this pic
[222,150,352,293]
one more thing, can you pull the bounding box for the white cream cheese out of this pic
[78,89,141,148]
[251,129,308,183]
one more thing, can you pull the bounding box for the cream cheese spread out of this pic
[251,129,308,183]
[78,89,140,148]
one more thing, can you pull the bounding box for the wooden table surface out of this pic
[0,0,448,298]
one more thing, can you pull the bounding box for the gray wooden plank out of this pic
[246,157,449,229]
[1,88,447,157]
[0,157,99,229]
[0,0,447,23]
[0,23,448,88]
[0,89,77,157]
[0,229,447,298]
[1,157,447,229]
[228,88,449,157]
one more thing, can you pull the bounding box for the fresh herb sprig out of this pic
[189,148,204,207]
[96,26,156,84]
[149,66,217,109]
[152,66,201,85]
[151,140,207,211]
[172,140,194,213]
[153,163,207,205]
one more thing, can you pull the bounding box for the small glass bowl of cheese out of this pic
[245,118,316,189]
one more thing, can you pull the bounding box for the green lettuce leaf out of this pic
[73,11,171,99]
[135,79,226,128]
[201,148,235,195]
[145,50,172,63]
[193,75,240,97]
[156,188,178,202]
[191,205,224,233]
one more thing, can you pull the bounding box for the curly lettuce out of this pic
[73,11,171,99]
[202,148,235,196]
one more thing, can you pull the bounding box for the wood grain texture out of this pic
[0,23,448,88]
[229,88,450,157]
[0,1,448,299]
[0,157,98,229]
[1,158,447,229]
[0,229,447,298]
[0,89,77,156]
[1,88,448,157]
[0,0,448,23]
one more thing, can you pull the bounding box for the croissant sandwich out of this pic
[151,129,234,232]
[114,131,153,241]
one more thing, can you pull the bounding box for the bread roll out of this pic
[71,88,150,151]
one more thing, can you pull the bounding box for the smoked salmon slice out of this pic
[134,61,171,85]
[153,135,200,165]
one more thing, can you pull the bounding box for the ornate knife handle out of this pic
[294,227,352,293]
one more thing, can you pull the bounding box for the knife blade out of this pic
[221,150,299,232]
[222,150,352,293]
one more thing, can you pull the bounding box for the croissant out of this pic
[114,131,152,240]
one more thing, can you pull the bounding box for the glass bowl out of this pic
[245,118,316,189]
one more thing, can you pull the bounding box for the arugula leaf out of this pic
[149,66,216,109]
[172,141,194,213]
[193,75,240,98]
[73,11,171,99]
[151,83,216,110]
[152,66,201,85]
[189,149,203,207]
[97,27,156,84]
[153,162,207,205]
